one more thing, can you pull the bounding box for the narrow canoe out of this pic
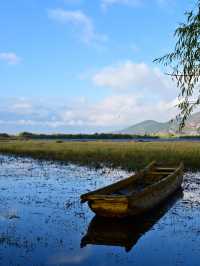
[80,161,184,218]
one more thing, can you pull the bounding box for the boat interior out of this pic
[111,166,175,196]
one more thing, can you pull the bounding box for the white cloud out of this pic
[92,60,176,99]
[0,94,178,133]
[48,9,107,44]
[101,0,141,10]
[11,100,33,115]
[0,52,21,65]
[83,94,177,127]
[101,0,174,10]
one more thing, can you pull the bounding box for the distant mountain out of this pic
[120,120,173,135]
[120,112,200,135]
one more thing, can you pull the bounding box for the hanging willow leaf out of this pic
[154,2,200,129]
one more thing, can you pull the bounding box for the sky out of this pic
[0,0,197,133]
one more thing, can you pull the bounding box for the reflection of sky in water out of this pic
[0,155,199,266]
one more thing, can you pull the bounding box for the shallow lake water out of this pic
[0,155,199,266]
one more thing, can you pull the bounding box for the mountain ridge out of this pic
[120,112,200,135]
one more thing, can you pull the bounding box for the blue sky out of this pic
[0,0,197,133]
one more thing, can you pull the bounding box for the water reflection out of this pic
[81,191,183,252]
[0,155,200,266]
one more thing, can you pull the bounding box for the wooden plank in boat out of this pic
[155,167,176,171]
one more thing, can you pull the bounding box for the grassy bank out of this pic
[0,140,199,170]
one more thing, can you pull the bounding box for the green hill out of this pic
[120,112,200,135]
[120,120,172,135]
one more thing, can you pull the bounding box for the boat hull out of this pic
[89,198,128,218]
[87,166,183,218]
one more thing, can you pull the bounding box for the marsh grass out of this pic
[0,140,199,170]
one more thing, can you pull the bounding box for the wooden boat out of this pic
[81,191,183,252]
[80,161,184,217]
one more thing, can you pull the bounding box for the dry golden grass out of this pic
[0,140,199,170]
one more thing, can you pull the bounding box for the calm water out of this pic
[0,155,199,266]
[40,138,200,142]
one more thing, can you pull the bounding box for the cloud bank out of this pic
[0,61,178,133]
[0,52,21,65]
[0,95,177,134]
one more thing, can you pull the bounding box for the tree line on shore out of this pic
[1,132,200,140]
[0,132,159,140]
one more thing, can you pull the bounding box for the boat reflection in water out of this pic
[81,191,183,252]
